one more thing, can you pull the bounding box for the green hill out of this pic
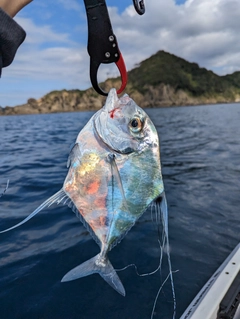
[128,50,239,98]
[1,50,240,116]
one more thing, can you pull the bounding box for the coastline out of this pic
[2,50,240,116]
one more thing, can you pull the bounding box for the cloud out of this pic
[57,0,82,12]
[107,0,240,75]
[15,17,70,45]
[3,0,240,107]
[8,18,87,82]
[1,16,90,106]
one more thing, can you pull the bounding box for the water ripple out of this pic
[0,105,239,319]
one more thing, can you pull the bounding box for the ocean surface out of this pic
[0,103,239,319]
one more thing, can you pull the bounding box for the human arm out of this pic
[0,0,32,76]
[0,0,32,18]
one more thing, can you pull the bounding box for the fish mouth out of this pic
[103,88,119,112]
[103,88,130,113]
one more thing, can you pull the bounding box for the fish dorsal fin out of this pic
[0,189,67,233]
[0,183,101,247]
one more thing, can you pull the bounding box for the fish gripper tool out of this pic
[83,0,128,96]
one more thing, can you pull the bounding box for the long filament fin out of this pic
[116,193,177,319]
[157,193,176,319]
[0,189,66,233]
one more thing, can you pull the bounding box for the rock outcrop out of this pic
[2,50,240,116]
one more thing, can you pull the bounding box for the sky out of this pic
[1,0,240,107]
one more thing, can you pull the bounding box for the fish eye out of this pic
[129,117,143,133]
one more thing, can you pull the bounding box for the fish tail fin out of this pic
[0,189,67,233]
[61,254,126,296]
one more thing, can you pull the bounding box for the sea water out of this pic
[0,103,239,319]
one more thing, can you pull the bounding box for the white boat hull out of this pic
[180,243,240,319]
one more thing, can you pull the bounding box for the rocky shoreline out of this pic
[1,82,239,117]
[2,50,240,116]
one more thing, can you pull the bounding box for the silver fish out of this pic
[0,89,169,297]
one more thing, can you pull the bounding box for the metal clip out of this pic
[133,0,145,15]
[90,52,127,96]
[83,0,128,96]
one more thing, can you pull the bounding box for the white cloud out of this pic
[15,17,70,45]
[57,0,82,12]
[1,16,90,106]
[107,0,240,75]
[3,0,240,107]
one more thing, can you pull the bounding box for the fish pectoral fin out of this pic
[0,189,67,233]
[108,153,128,211]
[61,253,126,296]
[67,143,81,168]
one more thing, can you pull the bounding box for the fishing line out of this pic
[0,180,9,199]
[156,197,177,319]
[116,237,178,319]
[116,238,164,276]
[116,198,177,319]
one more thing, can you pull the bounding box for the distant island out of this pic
[1,50,240,116]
